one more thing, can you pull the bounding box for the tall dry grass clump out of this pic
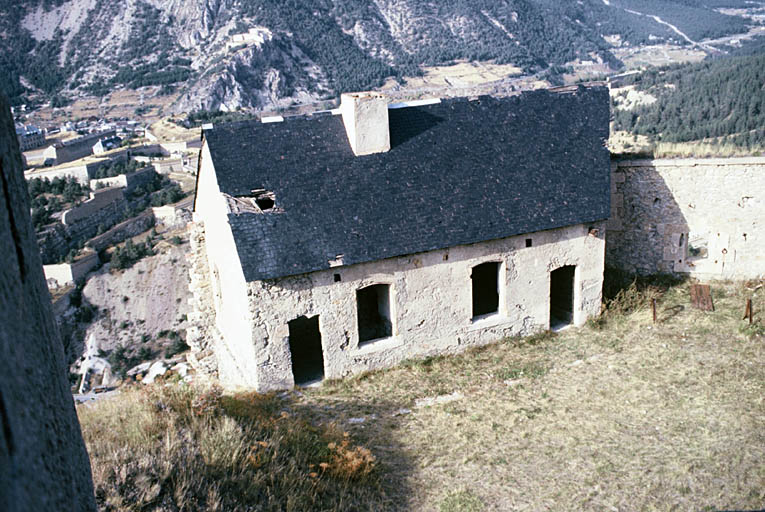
[77,384,380,511]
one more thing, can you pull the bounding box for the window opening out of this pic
[333,273,341,282]
[357,284,392,344]
[550,265,575,329]
[288,315,324,385]
[525,238,532,248]
[471,262,500,318]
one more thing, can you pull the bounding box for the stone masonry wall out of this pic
[43,250,100,287]
[214,221,606,391]
[607,157,765,279]
[0,94,95,511]
[38,187,130,263]
[86,211,155,252]
[185,222,220,376]
[89,166,156,194]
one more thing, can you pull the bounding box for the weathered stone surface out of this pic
[0,94,96,510]
[185,222,221,377]
[608,157,765,279]
[203,219,606,392]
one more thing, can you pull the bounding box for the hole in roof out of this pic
[248,189,276,211]
[256,196,274,210]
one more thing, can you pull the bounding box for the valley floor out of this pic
[78,278,765,511]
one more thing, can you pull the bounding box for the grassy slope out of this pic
[79,278,765,511]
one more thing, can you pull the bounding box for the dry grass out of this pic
[78,384,385,511]
[79,277,765,510]
[609,130,765,159]
[310,278,765,510]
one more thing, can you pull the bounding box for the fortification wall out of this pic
[0,94,96,511]
[38,188,129,263]
[154,157,184,174]
[152,201,192,228]
[607,157,765,279]
[87,211,155,252]
[52,130,116,165]
[89,166,155,193]
[62,187,126,226]
[43,251,100,287]
[25,161,100,185]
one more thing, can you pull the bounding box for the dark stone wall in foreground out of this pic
[0,94,96,510]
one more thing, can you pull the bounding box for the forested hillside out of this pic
[612,40,765,151]
[0,0,760,112]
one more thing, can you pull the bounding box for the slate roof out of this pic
[202,87,610,282]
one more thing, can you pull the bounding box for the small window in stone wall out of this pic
[357,284,392,344]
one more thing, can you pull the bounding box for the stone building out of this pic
[190,87,610,391]
[15,123,46,151]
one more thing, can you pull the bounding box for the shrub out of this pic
[166,335,190,358]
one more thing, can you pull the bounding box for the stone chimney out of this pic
[340,92,390,156]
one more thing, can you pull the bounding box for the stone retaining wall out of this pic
[607,157,765,279]
[43,251,100,287]
[89,166,156,193]
[86,211,155,252]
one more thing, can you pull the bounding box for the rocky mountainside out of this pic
[0,0,759,112]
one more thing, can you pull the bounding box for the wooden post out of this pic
[652,298,657,324]
[743,298,752,324]
[690,284,714,312]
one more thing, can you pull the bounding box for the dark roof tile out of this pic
[204,88,610,281]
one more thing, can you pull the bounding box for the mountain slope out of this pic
[0,0,758,111]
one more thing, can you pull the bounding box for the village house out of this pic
[191,87,610,391]
[92,134,122,155]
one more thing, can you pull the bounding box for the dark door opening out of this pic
[357,284,392,344]
[550,265,575,329]
[472,261,500,318]
[288,315,324,385]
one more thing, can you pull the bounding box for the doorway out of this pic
[550,265,575,329]
[288,315,324,385]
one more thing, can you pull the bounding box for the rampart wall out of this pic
[43,251,100,287]
[87,211,155,252]
[25,161,101,185]
[50,130,116,165]
[62,187,126,226]
[38,188,129,263]
[607,157,765,280]
[89,166,155,193]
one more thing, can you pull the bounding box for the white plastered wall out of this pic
[194,142,259,389]
[240,221,606,391]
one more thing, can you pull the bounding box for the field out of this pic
[29,88,181,125]
[78,277,765,511]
